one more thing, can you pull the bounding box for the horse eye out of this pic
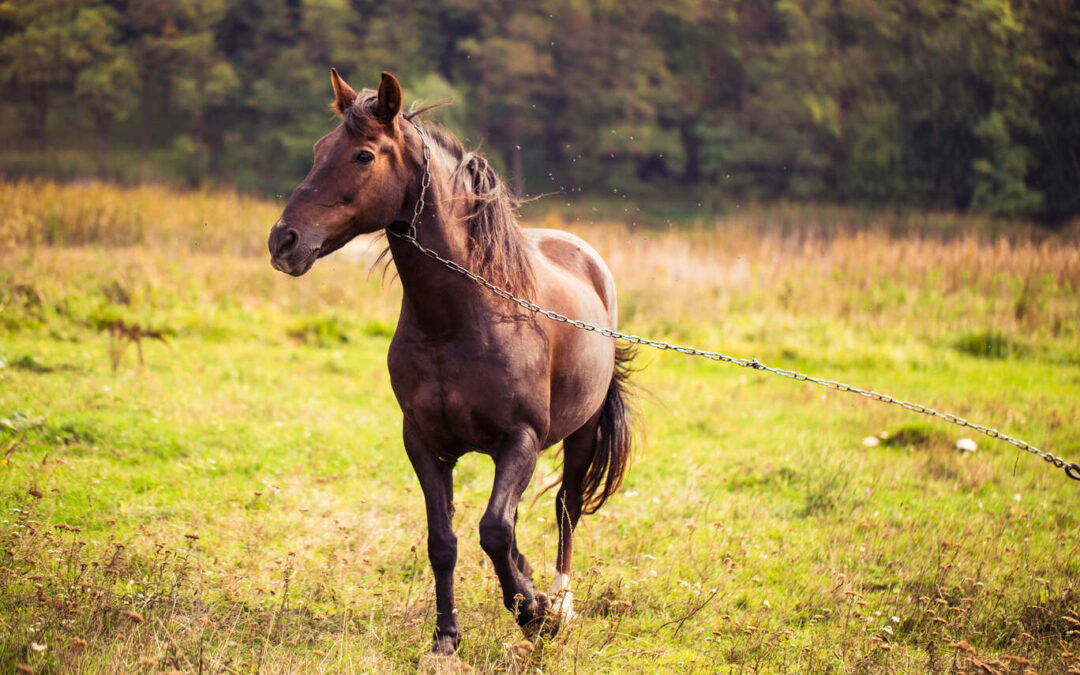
[354,150,375,165]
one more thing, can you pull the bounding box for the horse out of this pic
[267,70,634,658]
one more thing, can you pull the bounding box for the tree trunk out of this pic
[679,122,701,184]
[477,83,490,140]
[206,111,222,176]
[1070,146,1080,192]
[507,112,525,197]
[35,84,48,153]
[511,142,525,198]
[140,73,153,165]
[95,113,109,178]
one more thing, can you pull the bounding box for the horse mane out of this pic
[346,93,536,299]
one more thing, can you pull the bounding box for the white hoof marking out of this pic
[548,573,576,623]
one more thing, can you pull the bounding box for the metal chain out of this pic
[389,121,1080,484]
[405,120,432,239]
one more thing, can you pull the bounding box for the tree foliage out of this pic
[0,0,1076,219]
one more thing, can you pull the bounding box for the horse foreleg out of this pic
[404,422,460,656]
[510,508,534,579]
[479,427,545,634]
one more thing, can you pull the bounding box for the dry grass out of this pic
[0,179,279,254]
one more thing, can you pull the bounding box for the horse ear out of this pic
[375,71,402,124]
[330,68,357,116]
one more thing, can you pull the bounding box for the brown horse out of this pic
[268,70,634,657]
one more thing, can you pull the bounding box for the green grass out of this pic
[1,187,1079,673]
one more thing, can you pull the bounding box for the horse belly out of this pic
[544,320,615,446]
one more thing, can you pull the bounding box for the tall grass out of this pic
[0,179,279,254]
[4,179,1078,356]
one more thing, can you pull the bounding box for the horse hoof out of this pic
[521,591,572,640]
[418,650,472,673]
[519,593,550,641]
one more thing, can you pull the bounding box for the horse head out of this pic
[268,70,415,276]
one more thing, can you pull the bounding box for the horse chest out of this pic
[387,335,551,449]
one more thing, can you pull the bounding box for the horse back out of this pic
[526,228,618,328]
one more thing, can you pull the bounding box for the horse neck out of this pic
[388,148,487,336]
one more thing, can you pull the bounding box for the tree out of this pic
[1024,0,1080,221]
[74,36,136,175]
[123,0,231,168]
[459,6,556,196]
[171,30,238,176]
[0,0,1077,219]
[0,0,120,151]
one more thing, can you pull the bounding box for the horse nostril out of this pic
[276,228,299,256]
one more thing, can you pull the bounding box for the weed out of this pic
[0,412,44,433]
[954,331,1030,360]
[879,424,949,451]
[799,464,851,517]
[287,314,351,347]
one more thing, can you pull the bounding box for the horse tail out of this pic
[581,343,636,515]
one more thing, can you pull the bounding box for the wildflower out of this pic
[30,643,46,652]
[512,641,534,659]
[955,438,977,453]
[882,625,893,635]
[892,616,900,623]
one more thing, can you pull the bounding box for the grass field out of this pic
[1,180,1079,674]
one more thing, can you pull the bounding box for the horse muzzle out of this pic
[268,220,320,276]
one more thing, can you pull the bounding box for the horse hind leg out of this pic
[549,420,597,630]
[551,350,635,633]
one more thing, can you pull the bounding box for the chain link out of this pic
[390,120,1080,484]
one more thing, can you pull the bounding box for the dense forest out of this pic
[1,0,1077,220]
